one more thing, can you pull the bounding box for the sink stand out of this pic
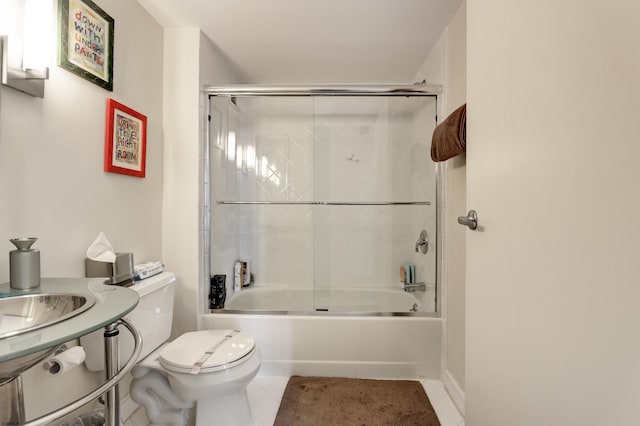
[0,319,141,426]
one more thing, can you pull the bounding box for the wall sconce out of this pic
[0,0,51,98]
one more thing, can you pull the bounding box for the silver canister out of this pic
[9,237,41,290]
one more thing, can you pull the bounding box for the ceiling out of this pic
[136,0,463,84]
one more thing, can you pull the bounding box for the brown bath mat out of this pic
[274,376,441,426]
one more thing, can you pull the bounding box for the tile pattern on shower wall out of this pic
[313,98,436,289]
[249,111,316,287]
[211,97,317,288]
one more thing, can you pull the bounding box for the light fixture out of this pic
[0,0,51,98]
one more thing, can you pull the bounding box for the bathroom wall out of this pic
[414,0,467,412]
[0,0,163,280]
[162,29,249,336]
[0,0,164,421]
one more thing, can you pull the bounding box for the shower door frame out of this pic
[201,83,443,317]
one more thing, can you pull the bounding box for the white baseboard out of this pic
[442,368,465,416]
[259,360,440,380]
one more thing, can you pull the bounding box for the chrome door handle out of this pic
[458,210,478,230]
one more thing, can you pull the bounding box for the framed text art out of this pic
[58,0,114,90]
[104,99,147,178]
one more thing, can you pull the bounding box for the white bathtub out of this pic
[202,286,441,379]
[224,287,422,313]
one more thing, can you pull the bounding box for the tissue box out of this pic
[85,252,134,285]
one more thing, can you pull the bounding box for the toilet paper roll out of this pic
[47,346,86,376]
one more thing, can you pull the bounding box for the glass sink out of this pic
[0,293,95,340]
[0,293,95,380]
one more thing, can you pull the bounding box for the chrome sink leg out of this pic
[0,375,25,425]
[104,322,120,426]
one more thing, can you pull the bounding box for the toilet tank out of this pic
[81,272,176,371]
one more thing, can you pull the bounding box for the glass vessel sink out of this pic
[0,293,95,340]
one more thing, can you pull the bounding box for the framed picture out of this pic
[104,99,147,178]
[58,0,114,91]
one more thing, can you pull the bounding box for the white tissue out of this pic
[86,231,116,263]
[48,346,86,376]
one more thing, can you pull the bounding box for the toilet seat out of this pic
[159,330,256,374]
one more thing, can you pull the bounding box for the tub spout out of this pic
[404,282,426,292]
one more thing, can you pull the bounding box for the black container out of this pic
[209,274,226,309]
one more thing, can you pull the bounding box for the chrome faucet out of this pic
[415,230,428,254]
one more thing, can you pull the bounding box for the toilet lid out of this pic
[159,330,256,374]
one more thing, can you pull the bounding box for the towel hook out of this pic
[457,210,478,230]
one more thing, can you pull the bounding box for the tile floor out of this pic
[247,376,465,426]
[125,376,464,425]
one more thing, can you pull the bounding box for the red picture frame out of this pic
[104,98,147,178]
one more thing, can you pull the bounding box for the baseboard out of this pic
[442,369,465,416]
[259,360,440,380]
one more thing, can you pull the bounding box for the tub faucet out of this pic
[404,282,426,292]
[415,230,428,254]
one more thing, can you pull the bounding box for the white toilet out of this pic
[80,272,261,426]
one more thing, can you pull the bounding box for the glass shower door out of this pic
[209,93,438,313]
[311,96,437,313]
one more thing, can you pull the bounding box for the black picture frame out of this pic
[58,0,114,91]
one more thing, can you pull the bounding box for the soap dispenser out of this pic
[9,237,41,290]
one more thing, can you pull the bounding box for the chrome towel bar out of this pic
[217,201,431,206]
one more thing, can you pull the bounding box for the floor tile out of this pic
[247,375,463,426]
[420,379,463,426]
[248,376,289,426]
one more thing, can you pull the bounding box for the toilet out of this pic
[80,272,261,426]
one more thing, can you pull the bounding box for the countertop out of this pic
[0,278,138,362]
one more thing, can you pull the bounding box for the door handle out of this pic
[458,210,478,230]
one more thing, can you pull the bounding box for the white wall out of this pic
[0,0,163,280]
[467,1,640,425]
[162,28,201,338]
[443,0,467,400]
[162,30,248,336]
[414,0,467,410]
[0,0,163,420]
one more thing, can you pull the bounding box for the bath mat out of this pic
[274,376,441,426]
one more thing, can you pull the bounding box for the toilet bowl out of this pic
[80,272,262,426]
[131,330,262,426]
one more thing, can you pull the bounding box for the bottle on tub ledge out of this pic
[209,274,226,309]
[234,260,252,292]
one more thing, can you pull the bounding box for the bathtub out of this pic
[201,286,441,379]
[223,287,424,313]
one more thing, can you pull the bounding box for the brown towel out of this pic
[430,103,466,162]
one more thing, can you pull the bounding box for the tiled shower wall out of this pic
[209,96,438,309]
